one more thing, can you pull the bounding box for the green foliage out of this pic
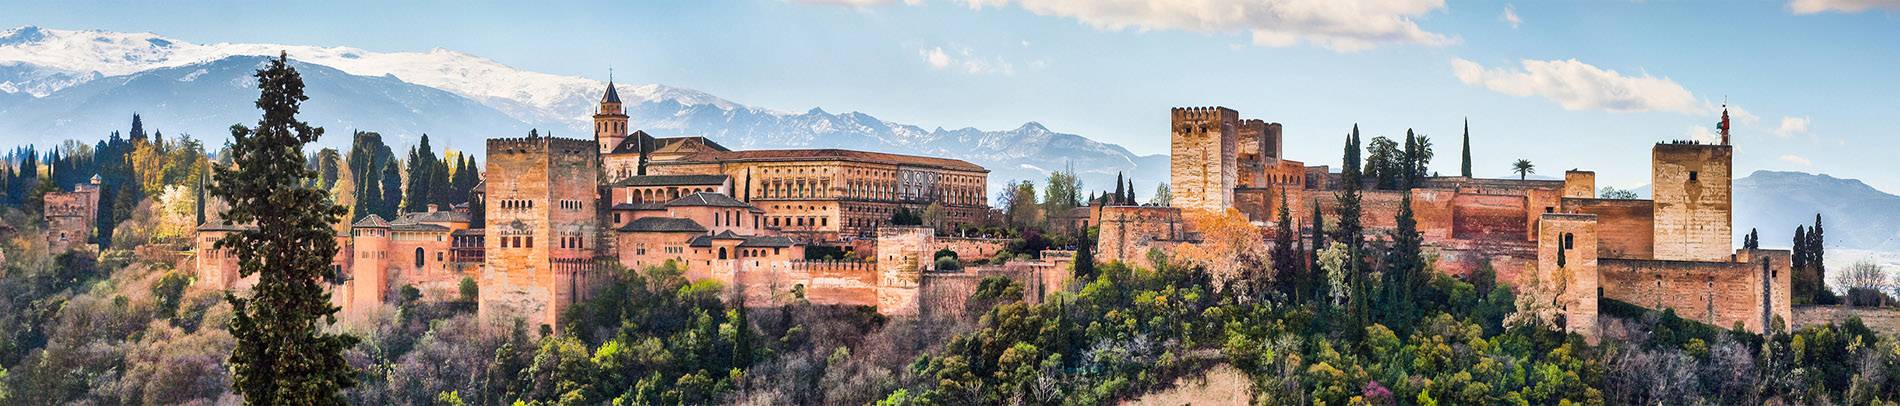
[458,276,479,303]
[214,52,358,404]
[151,270,191,320]
[891,207,924,226]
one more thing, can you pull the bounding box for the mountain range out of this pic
[1,26,1895,252]
[0,25,1167,199]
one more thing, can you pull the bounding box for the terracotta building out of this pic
[1105,105,1791,340]
[43,175,102,252]
[588,82,990,243]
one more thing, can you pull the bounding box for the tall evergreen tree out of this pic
[1812,214,1828,301]
[1381,192,1425,332]
[1403,129,1419,187]
[1461,118,1472,178]
[379,160,402,219]
[1270,188,1299,302]
[1112,172,1125,205]
[212,52,357,404]
[1309,198,1327,302]
[1126,179,1136,204]
[130,113,147,142]
[1794,225,1810,302]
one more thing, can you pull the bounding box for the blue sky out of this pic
[5,0,1898,192]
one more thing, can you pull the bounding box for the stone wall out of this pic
[1561,198,1655,259]
[1170,107,1239,213]
[1599,253,1790,334]
[1096,206,1189,264]
[1538,213,1600,342]
[933,237,1009,261]
[876,227,933,316]
[480,136,604,332]
[1651,143,1732,262]
[1794,306,1900,335]
[1563,170,1596,198]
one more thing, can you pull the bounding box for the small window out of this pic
[1689,171,1699,182]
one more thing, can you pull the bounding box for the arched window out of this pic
[414,247,425,269]
[718,247,728,260]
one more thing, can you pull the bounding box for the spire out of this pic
[601,78,622,104]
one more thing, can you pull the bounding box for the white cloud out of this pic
[1780,154,1814,167]
[1452,58,1701,113]
[1775,116,1812,138]
[1500,4,1522,29]
[1722,104,1760,126]
[1789,0,1900,14]
[920,47,952,69]
[803,0,1455,52]
[791,0,921,6]
[917,45,1016,75]
[1686,126,1721,144]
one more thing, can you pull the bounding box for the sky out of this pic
[4,0,1899,192]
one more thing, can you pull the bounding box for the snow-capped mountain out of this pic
[0,25,1166,197]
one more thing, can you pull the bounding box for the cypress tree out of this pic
[1793,225,1809,302]
[1270,187,1299,302]
[1461,118,1472,178]
[1112,172,1125,205]
[214,52,357,404]
[1403,129,1418,187]
[1812,214,1827,300]
[1117,179,1132,204]
[380,160,402,218]
[1383,191,1424,332]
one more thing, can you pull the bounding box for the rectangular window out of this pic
[1689,171,1699,182]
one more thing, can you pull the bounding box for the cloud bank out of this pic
[1451,58,1701,114]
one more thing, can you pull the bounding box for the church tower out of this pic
[594,79,629,154]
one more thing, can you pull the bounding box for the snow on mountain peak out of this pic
[0,25,752,129]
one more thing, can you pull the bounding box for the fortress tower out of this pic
[1650,141,1733,262]
[481,135,607,332]
[594,80,629,154]
[1170,107,1240,213]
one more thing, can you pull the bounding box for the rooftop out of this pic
[618,217,708,233]
[673,148,987,172]
[610,174,731,187]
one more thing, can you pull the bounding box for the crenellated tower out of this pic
[1170,106,1240,213]
[594,79,629,154]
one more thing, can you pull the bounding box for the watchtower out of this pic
[1170,107,1239,213]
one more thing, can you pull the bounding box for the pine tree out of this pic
[214,52,357,404]
[1461,118,1472,178]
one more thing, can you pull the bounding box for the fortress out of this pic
[1103,106,1790,340]
[189,82,1067,333]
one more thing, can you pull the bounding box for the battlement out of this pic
[1653,141,1732,151]
[1170,106,1239,124]
[487,136,599,155]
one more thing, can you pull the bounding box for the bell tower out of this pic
[594,77,629,154]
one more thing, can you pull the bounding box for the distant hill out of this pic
[1734,170,1900,252]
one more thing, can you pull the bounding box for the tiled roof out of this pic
[611,202,669,211]
[740,236,797,248]
[601,81,621,103]
[610,174,730,187]
[665,192,758,209]
[396,210,469,224]
[618,217,708,233]
[197,218,249,232]
[674,148,986,172]
[352,214,390,228]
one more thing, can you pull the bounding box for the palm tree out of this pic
[1512,159,1535,180]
